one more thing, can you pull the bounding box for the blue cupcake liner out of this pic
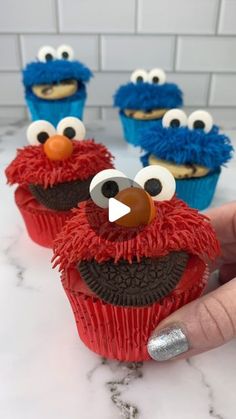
[119,112,161,146]
[175,171,220,210]
[141,152,220,210]
[26,96,86,126]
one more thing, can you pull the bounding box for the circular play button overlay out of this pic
[85,175,155,242]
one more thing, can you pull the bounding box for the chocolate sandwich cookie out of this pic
[29,176,93,211]
[78,252,189,306]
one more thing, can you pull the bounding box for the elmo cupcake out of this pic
[23,45,92,126]
[5,117,113,248]
[114,69,183,146]
[140,109,233,210]
[53,165,219,361]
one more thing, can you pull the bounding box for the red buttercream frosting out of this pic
[5,139,114,188]
[53,197,220,270]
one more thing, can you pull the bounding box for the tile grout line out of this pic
[215,0,223,34]
[98,35,102,71]
[17,34,24,68]
[54,0,60,33]
[173,36,178,72]
[135,0,139,33]
[16,35,27,118]
[1,69,236,75]
[0,32,236,37]
[206,73,213,107]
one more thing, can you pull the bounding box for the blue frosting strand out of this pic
[114,82,183,110]
[139,124,233,169]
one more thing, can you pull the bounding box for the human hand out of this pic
[147,202,236,361]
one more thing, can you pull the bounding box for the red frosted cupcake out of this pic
[53,165,219,361]
[5,117,113,248]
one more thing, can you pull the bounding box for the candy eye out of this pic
[56,44,74,61]
[27,120,56,146]
[134,165,176,202]
[89,169,131,208]
[188,110,213,133]
[37,46,56,63]
[130,69,148,84]
[162,109,187,129]
[57,117,86,140]
[148,68,166,85]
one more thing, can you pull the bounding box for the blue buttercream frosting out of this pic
[140,124,233,170]
[114,82,183,111]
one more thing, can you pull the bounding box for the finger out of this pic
[219,264,236,284]
[147,278,236,361]
[207,202,236,245]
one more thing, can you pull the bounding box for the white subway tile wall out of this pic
[0,0,235,127]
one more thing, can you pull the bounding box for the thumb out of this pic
[147,278,236,361]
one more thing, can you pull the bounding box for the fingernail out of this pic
[147,325,189,361]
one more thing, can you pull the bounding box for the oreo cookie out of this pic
[29,177,93,211]
[78,251,189,307]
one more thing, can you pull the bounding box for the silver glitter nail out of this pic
[147,325,189,361]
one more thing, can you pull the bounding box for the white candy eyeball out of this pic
[188,110,213,134]
[130,69,148,84]
[57,117,86,141]
[148,68,166,85]
[134,165,176,202]
[37,46,56,63]
[27,120,56,146]
[162,109,187,129]
[89,169,131,208]
[57,44,74,61]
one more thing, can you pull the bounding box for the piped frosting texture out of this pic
[140,124,233,169]
[114,82,183,111]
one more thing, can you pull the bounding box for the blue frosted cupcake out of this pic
[140,109,233,210]
[23,45,92,126]
[114,69,183,146]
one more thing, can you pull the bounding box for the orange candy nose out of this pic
[115,187,156,228]
[43,135,73,161]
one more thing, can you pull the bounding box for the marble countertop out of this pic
[1,119,236,419]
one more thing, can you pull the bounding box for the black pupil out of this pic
[193,120,205,130]
[144,178,162,197]
[63,127,76,139]
[152,76,159,84]
[62,51,69,59]
[45,53,53,61]
[170,118,180,128]
[101,181,119,198]
[136,76,143,83]
[37,131,49,144]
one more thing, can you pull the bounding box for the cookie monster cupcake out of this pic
[140,109,233,210]
[53,165,219,361]
[114,69,183,146]
[5,117,113,248]
[23,45,92,126]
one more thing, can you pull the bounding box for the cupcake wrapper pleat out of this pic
[175,171,220,210]
[119,112,161,146]
[15,186,72,248]
[62,269,208,362]
[26,97,85,126]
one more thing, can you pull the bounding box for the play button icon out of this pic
[108,198,131,222]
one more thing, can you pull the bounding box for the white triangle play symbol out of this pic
[108,198,131,222]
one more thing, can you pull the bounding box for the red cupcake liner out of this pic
[62,256,208,361]
[15,185,73,248]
